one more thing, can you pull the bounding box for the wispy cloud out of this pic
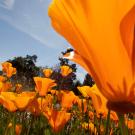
[0,0,68,49]
[0,0,15,10]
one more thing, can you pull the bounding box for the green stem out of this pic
[118,113,128,135]
[105,110,110,135]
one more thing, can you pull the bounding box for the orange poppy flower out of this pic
[14,92,36,110]
[6,67,16,78]
[78,85,108,114]
[59,90,78,110]
[60,65,72,77]
[0,82,3,91]
[78,85,118,119]
[48,0,135,113]
[2,62,12,72]
[0,92,17,112]
[34,77,57,96]
[2,62,16,78]
[27,94,53,115]
[27,98,41,116]
[37,94,53,112]
[15,124,22,135]
[0,92,36,111]
[50,90,59,95]
[43,109,71,133]
[0,76,6,82]
[125,119,135,129]
[77,98,87,113]
[43,68,53,78]
[0,82,12,92]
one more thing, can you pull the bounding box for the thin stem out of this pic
[105,110,110,135]
[118,113,128,135]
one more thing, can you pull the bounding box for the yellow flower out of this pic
[60,65,72,77]
[48,0,135,113]
[43,68,53,78]
[34,77,57,96]
[8,122,13,128]
[81,122,96,134]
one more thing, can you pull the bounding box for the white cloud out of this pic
[0,0,15,10]
[0,0,68,50]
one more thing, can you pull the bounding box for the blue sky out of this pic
[0,0,87,81]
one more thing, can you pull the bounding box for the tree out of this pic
[8,55,41,90]
[83,73,95,87]
[51,58,77,91]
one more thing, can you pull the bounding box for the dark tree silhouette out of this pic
[83,73,95,87]
[8,55,41,90]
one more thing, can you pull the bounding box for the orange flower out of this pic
[15,84,22,93]
[50,90,59,95]
[0,92,17,112]
[48,0,135,113]
[2,62,16,78]
[0,82,3,91]
[78,85,108,115]
[43,109,71,133]
[27,98,41,116]
[60,65,72,77]
[6,67,16,78]
[14,92,36,110]
[0,76,6,82]
[78,85,118,119]
[110,111,119,121]
[15,124,22,135]
[2,62,12,72]
[77,98,87,113]
[59,90,78,110]
[0,82,12,92]
[0,92,36,111]
[37,94,53,111]
[125,119,135,129]
[34,77,57,96]
[43,68,53,78]
[27,94,53,115]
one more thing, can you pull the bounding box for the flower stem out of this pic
[118,113,128,135]
[105,110,110,135]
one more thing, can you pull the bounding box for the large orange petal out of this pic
[49,0,135,102]
[34,77,57,96]
[14,92,36,110]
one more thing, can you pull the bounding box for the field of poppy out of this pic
[0,61,134,135]
[0,0,135,135]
